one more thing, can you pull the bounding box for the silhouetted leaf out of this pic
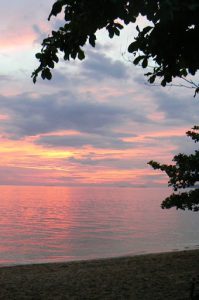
[161,79,167,87]
[148,75,156,83]
[48,1,63,20]
[41,68,52,80]
[114,27,120,36]
[89,34,96,47]
[133,56,144,65]
[128,42,138,53]
[78,49,85,60]
[142,57,148,68]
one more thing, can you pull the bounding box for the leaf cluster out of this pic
[148,126,199,211]
[32,0,199,84]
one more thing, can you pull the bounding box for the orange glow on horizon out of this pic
[0,125,180,186]
[0,129,172,186]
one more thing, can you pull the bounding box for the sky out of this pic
[0,0,198,187]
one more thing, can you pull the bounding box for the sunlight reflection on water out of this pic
[0,186,199,266]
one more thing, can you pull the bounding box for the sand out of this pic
[0,250,199,299]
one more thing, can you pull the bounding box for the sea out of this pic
[0,186,198,266]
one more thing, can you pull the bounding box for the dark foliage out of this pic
[32,0,199,88]
[149,127,199,211]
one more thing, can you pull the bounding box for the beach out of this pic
[0,249,199,299]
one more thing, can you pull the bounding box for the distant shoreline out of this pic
[0,249,199,299]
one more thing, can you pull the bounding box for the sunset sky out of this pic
[0,0,198,187]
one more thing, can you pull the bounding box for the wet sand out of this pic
[0,249,199,299]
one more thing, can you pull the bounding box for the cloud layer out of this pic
[0,0,198,186]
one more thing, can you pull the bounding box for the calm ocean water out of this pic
[0,186,198,266]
